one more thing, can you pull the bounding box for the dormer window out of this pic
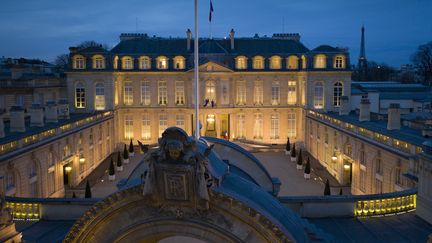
[157,56,168,69]
[122,56,134,70]
[287,55,299,69]
[73,55,85,69]
[334,55,346,69]
[139,56,151,69]
[253,56,264,69]
[236,56,247,69]
[92,55,105,69]
[314,54,327,69]
[270,56,281,69]
[174,56,185,69]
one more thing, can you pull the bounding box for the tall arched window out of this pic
[139,56,151,69]
[95,82,105,110]
[334,55,345,69]
[6,171,15,190]
[314,82,324,109]
[236,80,246,105]
[314,54,327,68]
[29,161,38,197]
[156,56,168,69]
[205,80,216,102]
[122,56,134,69]
[270,56,281,69]
[72,55,85,69]
[271,81,280,105]
[173,56,185,69]
[236,56,247,69]
[92,55,105,69]
[287,55,299,69]
[75,82,86,108]
[333,82,343,107]
[252,56,264,69]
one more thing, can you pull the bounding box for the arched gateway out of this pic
[64,127,330,243]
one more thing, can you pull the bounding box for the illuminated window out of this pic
[157,56,168,69]
[287,55,299,69]
[159,114,168,137]
[314,82,324,109]
[176,114,185,130]
[139,56,151,69]
[205,80,216,102]
[314,54,327,68]
[270,56,281,69]
[140,81,150,105]
[75,82,86,108]
[287,81,296,105]
[236,80,246,105]
[141,114,151,140]
[360,170,366,192]
[333,82,343,107]
[236,114,245,139]
[124,115,133,140]
[73,55,85,69]
[270,114,279,139]
[95,83,105,110]
[236,56,247,69]
[92,55,105,69]
[254,81,263,105]
[122,56,134,69]
[301,55,307,69]
[253,56,264,69]
[271,81,280,105]
[175,81,185,105]
[174,56,185,69]
[124,81,133,105]
[287,113,296,137]
[334,55,345,69]
[253,113,263,139]
[158,81,167,105]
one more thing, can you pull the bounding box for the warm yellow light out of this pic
[79,157,85,163]
[344,164,350,170]
[331,155,337,161]
[65,166,72,172]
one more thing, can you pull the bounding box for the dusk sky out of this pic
[0,0,431,67]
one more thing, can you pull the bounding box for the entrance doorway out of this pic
[205,114,216,137]
[63,163,72,185]
[219,114,229,139]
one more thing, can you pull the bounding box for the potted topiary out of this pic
[109,157,115,181]
[290,143,296,162]
[324,179,331,196]
[85,180,92,198]
[129,139,134,157]
[304,157,311,179]
[296,149,303,170]
[123,144,129,164]
[116,151,123,171]
[285,138,291,155]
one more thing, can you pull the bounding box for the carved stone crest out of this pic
[143,127,213,210]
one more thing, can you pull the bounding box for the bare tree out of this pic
[411,41,432,86]
[54,53,69,73]
[77,41,109,51]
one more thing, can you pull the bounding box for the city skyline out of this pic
[0,0,431,67]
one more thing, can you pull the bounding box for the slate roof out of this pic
[78,46,108,53]
[312,45,340,52]
[351,81,432,101]
[110,37,311,56]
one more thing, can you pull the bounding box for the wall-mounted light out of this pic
[344,164,351,170]
[79,157,85,163]
[65,166,72,173]
[331,151,338,162]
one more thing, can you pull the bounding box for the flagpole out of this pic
[194,0,200,139]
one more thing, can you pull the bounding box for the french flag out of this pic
[209,0,214,22]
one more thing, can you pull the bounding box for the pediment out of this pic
[187,61,233,73]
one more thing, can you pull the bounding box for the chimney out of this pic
[30,103,44,127]
[58,99,70,119]
[186,29,192,51]
[10,105,26,132]
[387,103,401,130]
[339,96,350,115]
[359,98,370,122]
[0,111,5,138]
[229,29,235,50]
[45,101,58,123]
